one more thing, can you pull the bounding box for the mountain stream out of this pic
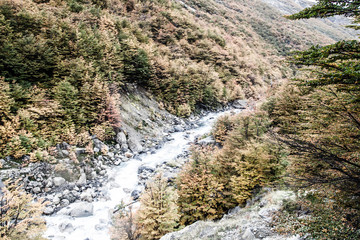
[44,109,240,240]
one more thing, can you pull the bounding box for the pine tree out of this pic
[279,0,360,194]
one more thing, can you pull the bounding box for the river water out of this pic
[44,109,239,240]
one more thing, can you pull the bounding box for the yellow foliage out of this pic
[136,174,180,240]
[0,180,48,240]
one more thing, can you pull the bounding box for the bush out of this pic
[273,190,360,240]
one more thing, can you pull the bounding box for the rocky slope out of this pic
[161,190,301,240]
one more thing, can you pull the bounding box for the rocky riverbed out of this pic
[0,94,248,239]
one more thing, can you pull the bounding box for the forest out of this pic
[0,0,359,240]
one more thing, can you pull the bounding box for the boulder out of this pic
[116,132,127,146]
[197,136,216,146]
[174,125,184,132]
[76,173,87,186]
[138,165,155,174]
[59,222,75,233]
[33,187,41,194]
[80,189,93,202]
[131,190,141,200]
[242,228,257,240]
[43,206,55,215]
[232,99,248,109]
[128,137,143,154]
[125,152,133,158]
[53,177,66,187]
[69,202,94,217]
[93,139,109,153]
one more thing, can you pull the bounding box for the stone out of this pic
[121,144,129,152]
[125,152,133,158]
[81,189,94,202]
[69,202,94,217]
[91,171,97,179]
[232,99,248,109]
[95,224,106,231]
[131,190,141,200]
[59,222,75,233]
[60,199,70,207]
[53,196,61,205]
[242,228,256,240]
[127,137,143,154]
[174,125,184,132]
[123,188,131,193]
[43,206,55,215]
[77,173,87,186]
[116,132,127,145]
[53,177,66,187]
[198,136,216,146]
[33,187,41,194]
[61,150,69,157]
[107,151,115,158]
[93,139,109,153]
[138,165,155,174]
[59,142,71,150]
[75,148,86,155]
[46,179,53,188]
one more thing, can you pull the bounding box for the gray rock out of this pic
[75,148,86,155]
[0,180,4,196]
[95,224,106,231]
[61,150,69,157]
[121,144,129,152]
[59,222,75,233]
[107,152,115,159]
[60,199,70,207]
[59,142,71,150]
[198,136,216,146]
[128,137,143,154]
[69,202,94,217]
[43,206,55,215]
[53,177,66,187]
[46,179,53,188]
[77,173,87,186]
[116,132,127,145]
[93,139,109,153]
[232,99,248,109]
[242,228,257,240]
[81,189,94,202]
[53,196,61,205]
[138,165,155,174]
[174,125,184,132]
[33,187,41,194]
[131,190,141,200]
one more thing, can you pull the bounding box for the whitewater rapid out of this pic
[45,109,240,240]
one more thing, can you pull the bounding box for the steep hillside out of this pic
[0,0,355,162]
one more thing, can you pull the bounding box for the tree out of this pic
[136,174,180,240]
[286,0,360,20]
[0,180,48,240]
[278,0,360,194]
